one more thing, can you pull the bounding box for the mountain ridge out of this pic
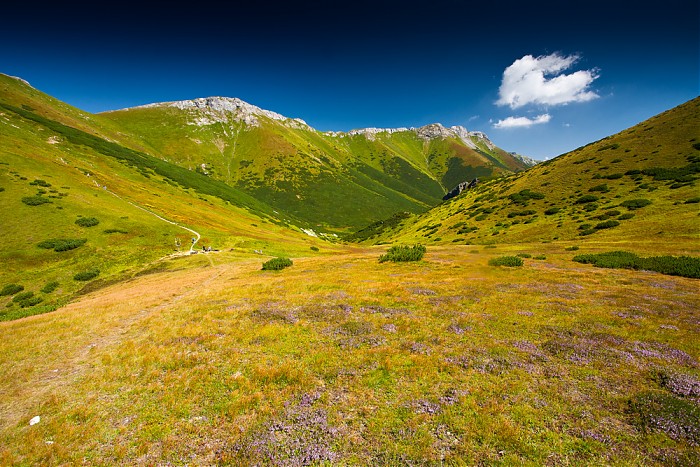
[105,95,515,156]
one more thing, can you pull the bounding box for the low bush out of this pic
[74,269,100,281]
[618,213,635,220]
[516,253,532,258]
[12,291,34,303]
[685,197,700,204]
[37,238,87,252]
[488,256,524,267]
[21,196,52,206]
[262,257,293,271]
[565,246,579,251]
[379,244,426,263]
[573,251,700,278]
[41,281,59,294]
[534,254,547,260]
[75,217,99,227]
[310,246,319,252]
[621,198,652,210]
[103,228,129,234]
[29,179,51,187]
[575,195,599,204]
[544,207,561,215]
[0,284,24,296]
[594,220,620,229]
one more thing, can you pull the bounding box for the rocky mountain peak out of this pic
[115,96,310,130]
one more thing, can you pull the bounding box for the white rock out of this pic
[29,416,40,426]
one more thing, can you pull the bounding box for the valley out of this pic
[0,73,698,465]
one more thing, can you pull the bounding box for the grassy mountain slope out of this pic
[0,76,330,320]
[354,97,700,249]
[102,100,532,232]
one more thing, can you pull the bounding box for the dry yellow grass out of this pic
[1,244,698,465]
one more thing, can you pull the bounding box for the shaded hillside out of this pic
[351,97,700,247]
[102,98,533,232]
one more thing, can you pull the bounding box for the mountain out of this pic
[0,74,328,320]
[101,97,533,232]
[349,97,700,247]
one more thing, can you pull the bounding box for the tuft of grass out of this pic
[262,257,293,271]
[0,284,24,296]
[73,269,100,281]
[103,228,129,234]
[488,255,524,267]
[75,217,100,227]
[378,244,426,263]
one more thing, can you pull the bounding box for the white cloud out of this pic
[493,114,551,129]
[496,53,599,109]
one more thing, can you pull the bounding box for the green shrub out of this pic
[618,213,635,220]
[15,293,43,308]
[579,229,596,236]
[37,238,87,252]
[621,199,652,210]
[310,246,319,252]
[594,220,620,230]
[21,196,52,206]
[379,244,426,263]
[685,197,700,204]
[573,251,700,278]
[544,207,561,215]
[0,284,24,296]
[74,269,100,281]
[534,255,547,260]
[103,228,129,234]
[517,253,532,258]
[575,194,599,204]
[29,179,51,187]
[589,184,609,192]
[565,246,580,251]
[507,210,536,218]
[488,256,524,267]
[508,189,545,205]
[12,291,34,303]
[41,281,59,294]
[75,217,99,227]
[0,187,5,192]
[262,257,293,271]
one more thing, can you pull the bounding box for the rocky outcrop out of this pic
[442,178,479,201]
[115,96,311,129]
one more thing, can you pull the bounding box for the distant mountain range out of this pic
[101,96,535,231]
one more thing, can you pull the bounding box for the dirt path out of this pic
[91,178,201,251]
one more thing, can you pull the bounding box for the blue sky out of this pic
[1,0,697,160]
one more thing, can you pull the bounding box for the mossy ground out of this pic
[1,243,697,465]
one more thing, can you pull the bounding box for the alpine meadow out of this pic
[1,71,699,466]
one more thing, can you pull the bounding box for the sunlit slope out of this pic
[0,79,328,320]
[103,100,532,231]
[355,97,700,248]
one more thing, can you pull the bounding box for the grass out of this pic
[1,244,698,465]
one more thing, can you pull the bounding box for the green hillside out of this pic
[353,97,700,250]
[102,99,532,232]
[0,75,329,320]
